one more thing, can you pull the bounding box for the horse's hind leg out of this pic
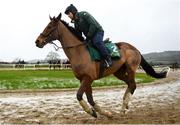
[114,66,136,113]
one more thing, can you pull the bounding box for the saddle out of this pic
[87,38,121,61]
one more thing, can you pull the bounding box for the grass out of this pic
[0,70,155,90]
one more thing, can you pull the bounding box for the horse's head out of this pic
[35,13,62,48]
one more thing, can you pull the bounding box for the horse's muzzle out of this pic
[35,40,44,48]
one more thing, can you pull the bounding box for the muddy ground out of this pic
[0,71,180,124]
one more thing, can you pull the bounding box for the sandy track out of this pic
[0,71,180,124]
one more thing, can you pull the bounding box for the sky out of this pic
[0,0,179,62]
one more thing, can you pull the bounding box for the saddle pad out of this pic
[87,41,121,61]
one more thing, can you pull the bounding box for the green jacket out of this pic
[74,11,104,39]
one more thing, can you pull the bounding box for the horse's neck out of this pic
[58,22,82,46]
[57,22,85,63]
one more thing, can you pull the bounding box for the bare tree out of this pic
[12,58,26,64]
[45,51,60,61]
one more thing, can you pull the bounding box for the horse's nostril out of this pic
[35,40,39,44]
[35,40,40,47]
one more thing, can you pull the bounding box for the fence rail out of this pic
[0,64,178,71]
[0,64,71,70]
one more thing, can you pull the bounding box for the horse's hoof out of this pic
[99,110,113,118]
[91,109,97,118]
[121,108,128,114]
[105,111,113,118]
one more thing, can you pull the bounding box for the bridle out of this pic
[40,20,86,51]
[40,27,57,43]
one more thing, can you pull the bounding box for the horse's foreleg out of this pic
[79,100,97,118]
[85,85,113,118]
[93,103,113,118]
[77,77,97,118]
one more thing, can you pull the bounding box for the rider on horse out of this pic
[65,4,113,68]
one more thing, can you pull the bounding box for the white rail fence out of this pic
[0,64,71,70]
[0,64,178,71]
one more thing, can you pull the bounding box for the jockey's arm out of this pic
[82,12,97,39]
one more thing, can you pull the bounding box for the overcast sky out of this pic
[0,0,179,62]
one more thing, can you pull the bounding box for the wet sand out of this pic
[0,71,180,124]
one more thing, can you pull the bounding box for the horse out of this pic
[62,60,71,69]
[15,60,25,68]
[35,13,170,118]
[48,60,61,70]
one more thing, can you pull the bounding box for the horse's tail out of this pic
[140,54,170,78]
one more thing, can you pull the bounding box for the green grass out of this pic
[0,70,155,90]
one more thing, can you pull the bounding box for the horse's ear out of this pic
[57,13,62,20]
[49,15,53,20]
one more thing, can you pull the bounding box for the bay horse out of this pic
[35,13,170,118]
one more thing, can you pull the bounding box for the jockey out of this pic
[65,4,112,68]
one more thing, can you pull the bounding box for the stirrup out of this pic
[104,60,110,68]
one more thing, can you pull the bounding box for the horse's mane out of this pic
[61,20,84,41]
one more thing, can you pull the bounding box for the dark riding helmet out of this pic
[65,4,78,15]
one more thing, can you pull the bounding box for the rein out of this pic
[62,42,87,49]
[50,42,62,51]
[50,41,86,51]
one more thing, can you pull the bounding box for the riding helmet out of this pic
[65,4,78,15]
